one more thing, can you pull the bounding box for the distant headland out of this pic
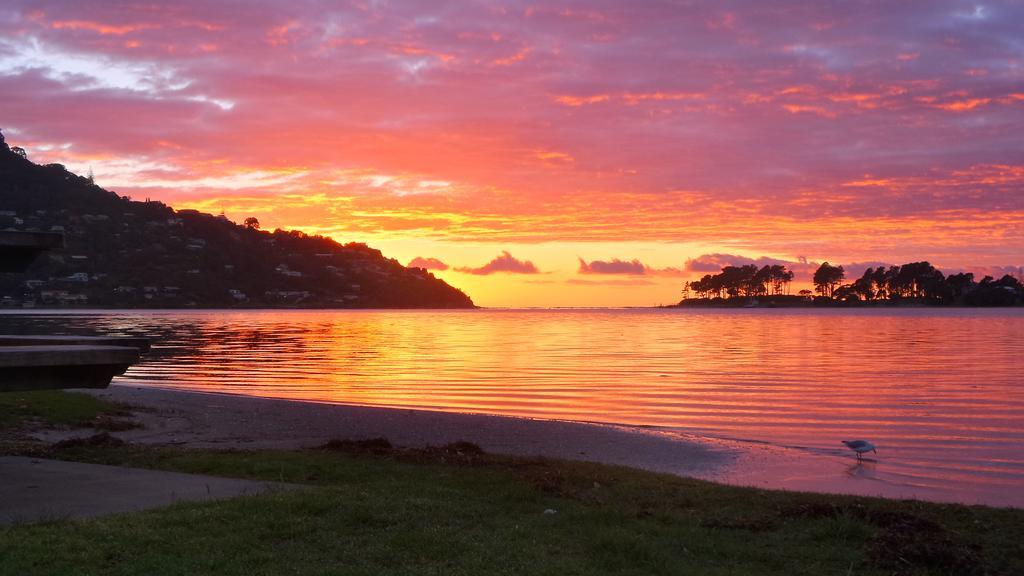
[0,130,474,309]
[670,261,1023,308]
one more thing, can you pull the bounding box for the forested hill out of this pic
[0,131,475,309]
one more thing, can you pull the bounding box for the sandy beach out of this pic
[23,384,1017,508]
[50,385,735,479]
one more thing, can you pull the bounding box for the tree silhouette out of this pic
[946,272,975,300]
[768,264,794,294]
[681,259,1021,306]
[887,261,947,300]
[813,262,845,298]
[686,264,796,300]
[849,267,876,301]
[244,217,261,230]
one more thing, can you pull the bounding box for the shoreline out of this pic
[59,385,734,480]
[5,304,1024,310]
[34,384,1023,509]
[665,299,1024,309]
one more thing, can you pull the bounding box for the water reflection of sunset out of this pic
[5,309,1021,503]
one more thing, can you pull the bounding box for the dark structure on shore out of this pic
[0,230,146,391]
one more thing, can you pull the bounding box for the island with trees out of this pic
[675,261,1023,307]
[0,130,474,309]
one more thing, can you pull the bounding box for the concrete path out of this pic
[0,456,287,527]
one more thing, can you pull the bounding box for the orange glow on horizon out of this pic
[4,1,1022,306]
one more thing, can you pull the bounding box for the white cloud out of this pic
[0,38,232,110]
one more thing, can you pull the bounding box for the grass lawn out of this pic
[1,394,1022,575]
[0,390,121,430]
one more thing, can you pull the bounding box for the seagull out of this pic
[842,440,877,459]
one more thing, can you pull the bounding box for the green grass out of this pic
[0,390,121,430]
[1,440,1022,576]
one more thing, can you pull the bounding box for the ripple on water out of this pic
[1,307,1021,506]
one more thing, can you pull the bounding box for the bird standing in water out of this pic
[842,440,877,459]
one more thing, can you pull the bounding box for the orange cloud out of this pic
[492,47,530,66]
[622,91,705,105]
[781,104,836,118]
[932,98,991,111]
[266,21,299,46]
[534,150,574,165]
[553,94,611,106]
[50,20,157,35]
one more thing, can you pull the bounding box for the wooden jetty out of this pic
[0,231,148,391]
[0,345,141,392]
[0,335,151,353]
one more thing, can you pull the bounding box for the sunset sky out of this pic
[1,0,1022,306]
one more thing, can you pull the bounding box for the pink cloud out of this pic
[685,253,808,273]
[685,254,906,282]
[684,253,822,282]
[578,257,684,277]
[567,278,655,287]
[407,256,449,271]
[456,251,539,275]
[945,265,1024,282]
[578,257,645,275]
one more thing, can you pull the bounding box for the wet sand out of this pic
[60,386,734,479]
[36,385,1022,508]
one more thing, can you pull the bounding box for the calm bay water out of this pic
[2,308,1022,505]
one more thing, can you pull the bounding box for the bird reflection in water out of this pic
[846,459,878,480]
